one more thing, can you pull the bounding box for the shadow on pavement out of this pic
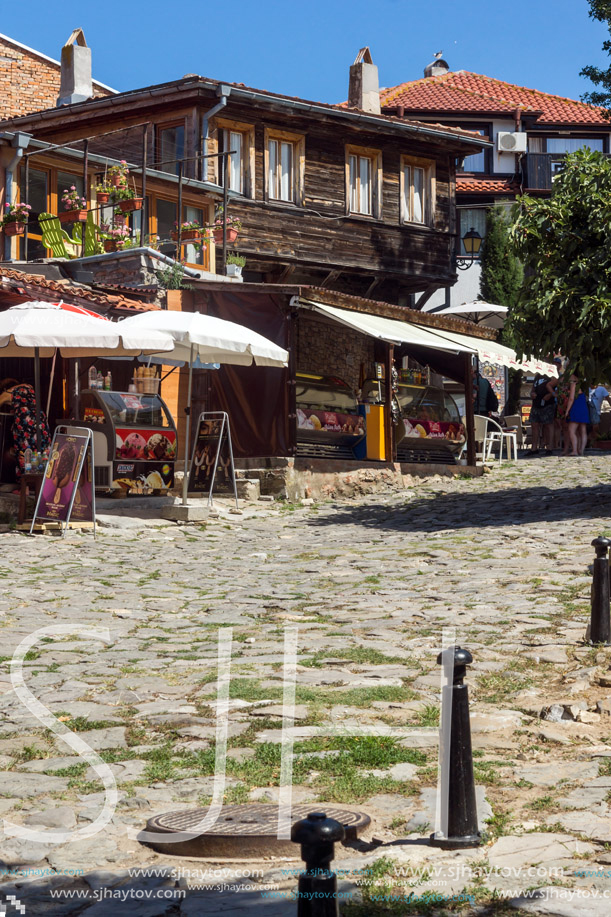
[305,483,611,533]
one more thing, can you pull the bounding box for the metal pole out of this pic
[82,140,88,258]
[590,537,611,644]
[223,153,228,274]
[181,344,194,506]
[464,353,476,467]
[177,160,183,259]
[34,347,42,452]
[24,156,30,262]
[140,124,148,248]
[291,812,345,917]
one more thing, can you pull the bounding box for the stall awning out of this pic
[302,302,478,354]
[411,325,558,377]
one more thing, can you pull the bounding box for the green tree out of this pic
[508,148,611,380]
[581,1,611,110]
[479,205,523,309]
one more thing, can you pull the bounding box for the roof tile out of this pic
[0,268,159,313]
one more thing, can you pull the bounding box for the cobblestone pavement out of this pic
[2,455,611,915]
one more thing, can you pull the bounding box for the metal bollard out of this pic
[590,537,611,645]
[430,646,481,850]
[291,811,345,916]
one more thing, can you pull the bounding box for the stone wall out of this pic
[0,36,112,119]
[296,313,375,393]
[64,252,159,289]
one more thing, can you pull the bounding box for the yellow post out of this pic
[365,404,386,461]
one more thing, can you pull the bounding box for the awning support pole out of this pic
[384,343,393,463]
[464,353,476,467]
[181,344,195,506]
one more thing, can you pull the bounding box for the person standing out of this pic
[527,374,555,455]
[565,373,589,456]
[588,383,611,447]
[473,371,498,417]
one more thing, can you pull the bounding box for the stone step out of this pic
[236,478,261,501]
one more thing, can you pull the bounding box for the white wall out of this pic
[426,262,482,311]
[491,118,519,173]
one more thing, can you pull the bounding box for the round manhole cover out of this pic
[144,803,370,858]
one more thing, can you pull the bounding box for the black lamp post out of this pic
[456,227,482,271]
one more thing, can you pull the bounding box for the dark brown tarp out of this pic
[204,291,291,458]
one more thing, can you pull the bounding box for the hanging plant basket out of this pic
[110,174,125,188]
[59,209,87,224]
[172,229,201,243]
[97,192,110,204]
[104,239,118,253]
[118,197,143,213]
[213,227,239,245]
[3,221,26,237]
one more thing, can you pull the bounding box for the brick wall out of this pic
[296,313,375,393]
[0,37,112,119]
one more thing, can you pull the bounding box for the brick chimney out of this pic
[348,47,380,114]
[57,28,92,106]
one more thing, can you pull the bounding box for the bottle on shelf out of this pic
[104,371,112,391]
[24,448,32,473]
[88,366,97,390]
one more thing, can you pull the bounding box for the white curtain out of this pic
[228,131,242,192]
[413,167,425,223]
[349,155,358,212]
[359,156,371,214]
[268,140,278,198]
[280,142,293,201]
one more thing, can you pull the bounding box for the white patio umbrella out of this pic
[423,301,508,330]
[119,310,289,504]
[0,301,174,448]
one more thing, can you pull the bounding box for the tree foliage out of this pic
[581,1,611,111]
[479,205,523,309]
[507,148,611,380]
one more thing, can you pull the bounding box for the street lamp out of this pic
[456,227,482,271]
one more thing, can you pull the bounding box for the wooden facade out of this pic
[0,77,487,304]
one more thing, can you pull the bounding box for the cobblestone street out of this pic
[2,455,611,915]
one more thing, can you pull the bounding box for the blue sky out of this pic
[2,0,610,103]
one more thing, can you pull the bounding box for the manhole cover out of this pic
[143,803,370,858]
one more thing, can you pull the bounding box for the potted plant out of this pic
[171,220,207,243]
[59,186,88,223]
[225,253,246,278]
[107,160,129,188]
[113,186,143,213]
[213,209,241,245]
[103,225,131,252]
[113,208,128,227]
[96,182,112,204]
[2,201,31,236]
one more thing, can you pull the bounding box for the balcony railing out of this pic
[523,153,569,191]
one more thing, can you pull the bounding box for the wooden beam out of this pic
[413,285,441,311]
[364,277,379,299]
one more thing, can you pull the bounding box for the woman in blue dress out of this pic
[564,372,589,456]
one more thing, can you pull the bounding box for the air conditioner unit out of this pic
[497,131,528,153]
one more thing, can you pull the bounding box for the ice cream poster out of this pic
[188,415,234,495]
[403,418,465,442]
[296,408,365,435]
[115,429,177,462]
[37,433,88,523]
[70,448,94,522]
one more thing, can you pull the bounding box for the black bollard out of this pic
[291,811,345,916]
[430,646,481,850]
[590,537,611,645]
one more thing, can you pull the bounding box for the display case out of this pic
[295,373,365,457]
[361,378,465,462]
[77,390,177,493]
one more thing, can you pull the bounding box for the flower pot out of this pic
[110,174,125,187]
[3,221,25,237]
[118,198,143,213]
[97,192,110,204]
[213,227,239,245]
[59,209,87,223]
[172,229,201,242]
[226,263,243,278]
[104,239,118,253]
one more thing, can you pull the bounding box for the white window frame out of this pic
[345,145,382,219]
[264,128,305,206]
[401,156,435,227]
[214,118,255,198]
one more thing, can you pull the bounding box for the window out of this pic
[457,128,488,173]
[264,128,305,205]
[214,118,254,196]
[529,136,604,154]
[401,157,434,225]
[458,208,487,258]
[345,145,382,218]
[220,129,243,192]
[157,123,185,175]
[19,165,86,260]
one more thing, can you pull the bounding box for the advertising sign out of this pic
[112,460,174,494]
[70,448,94,522]
[115,428,177,462]
[403,418,466,443]
[188,416,234,495]
[296,408,365,436]
[37,433,87,523]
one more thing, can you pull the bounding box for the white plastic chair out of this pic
[503,414,525,451]
[479,415,517,463]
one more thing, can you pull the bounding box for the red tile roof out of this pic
[0,268,160,314]
[381,71,609,126]
[456,178,520,194]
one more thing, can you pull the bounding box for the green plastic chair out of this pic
[84,212,105,256]
[39,213,81,258]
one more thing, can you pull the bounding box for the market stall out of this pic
[295,372,365,459]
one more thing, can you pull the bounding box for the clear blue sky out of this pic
[3,0,610,104]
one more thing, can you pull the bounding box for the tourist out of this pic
[588,382,611,447]
[527,373,555,455]
[564,372,589,456]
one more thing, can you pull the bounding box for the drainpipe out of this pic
[3,132,31,262]
[201,85,231,182]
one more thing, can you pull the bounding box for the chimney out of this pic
[424,52,450,79]
[57,28,93,107]
[348,47,380,114]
